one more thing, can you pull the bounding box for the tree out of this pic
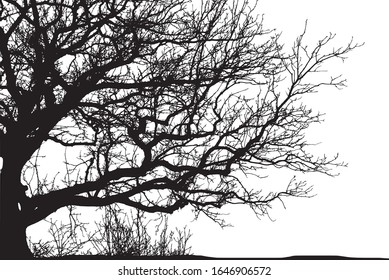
[0,0,359,258]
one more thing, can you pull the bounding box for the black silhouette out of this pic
[0,0,359,259]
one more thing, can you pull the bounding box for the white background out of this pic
[10,0,389,260]
[20,0,389,259]
[2,0,389,279]
[173,0,389,258]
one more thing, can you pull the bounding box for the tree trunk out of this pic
[0,213,32,259]
[0,164,33,259]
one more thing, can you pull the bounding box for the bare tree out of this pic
[0,0,359,258]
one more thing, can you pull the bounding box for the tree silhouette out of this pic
[0,0,359,258]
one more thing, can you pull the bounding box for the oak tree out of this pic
[0,0,358,258]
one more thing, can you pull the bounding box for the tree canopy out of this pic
[0,0,359,258]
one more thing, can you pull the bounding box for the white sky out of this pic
[175,0,389,258]
[2,2,389,280]
[21,0,389,259]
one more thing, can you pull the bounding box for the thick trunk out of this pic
[0,213,32,259]
[0,164,33,259]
